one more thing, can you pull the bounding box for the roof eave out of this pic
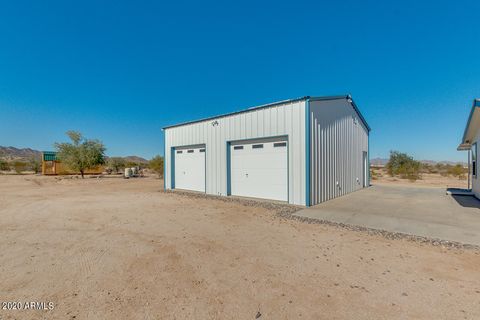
[461,99,480,144]
[347,95,371,132]
[457,143,471,151]
[162,96,312,130]
[308,95,349,101]
[311,94,371,132]
[162,94,371,132]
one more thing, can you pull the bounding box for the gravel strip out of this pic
[164,189,301,216]
[165,189,480,251]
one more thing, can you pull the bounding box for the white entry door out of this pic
[230,139,288,201]
[174,146,206,192]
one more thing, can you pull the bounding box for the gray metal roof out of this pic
[460,99,480,145]
[162,95,370,131]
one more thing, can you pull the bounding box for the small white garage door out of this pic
[230,138,288,201]
[174,146,206,192]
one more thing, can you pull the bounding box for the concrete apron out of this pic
[294,184,480,247]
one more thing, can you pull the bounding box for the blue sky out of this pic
[0,1,479,161]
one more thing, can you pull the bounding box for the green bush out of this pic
[420,163,438,174]
[421,162,467,179]
[107,157,126,173]
[0,159,9,171]
[370,167,383,180]
[28,157,41,173]
[125,161,144,169]
[13,161,28,174]
[447,164,467,179]
[55,131,106,178]
[386,151,421,181]
[149,155,164,178]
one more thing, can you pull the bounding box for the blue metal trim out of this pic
[169,143,207,192]
[226,134,289,202]
[305,95,348,101]
[162,95,363,130]
[305,98,311,207]
[311,95,370,132]
[346,95,371,132]
[163,132,166,190]
[226,142,231,195]
[170,147,175,189]
[367,133,370,187]
[204,146,207,194]
[163,97,310,129]
[170,143,206,149]
[226,134,288,145]
[287,135,290,203]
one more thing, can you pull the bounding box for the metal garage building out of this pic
[163,95,370,206]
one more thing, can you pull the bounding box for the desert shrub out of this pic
[386,151,421,181]
[125,162,135,168]
[431,163,457,177]
[107,157,126,174]
[369,166,384,180]
[421,163,467,179]
[28,157,41,173]
[447,164,467,180]
[420,163,438,174]
[0,159,9,171]
[13,161,28,174]
[149,155,164,178]
[436,164,448,176]
[125,161,147,169]
[419,164,429,174]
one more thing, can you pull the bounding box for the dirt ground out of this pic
[0,175,479,319]
[371,167,469,189]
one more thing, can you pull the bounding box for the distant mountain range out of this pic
[370,158,389,166]
[370,157,467,167]
[0,146,149,163]
[121,155,149,164]
[0,146,42,161]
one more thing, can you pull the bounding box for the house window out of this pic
[252,144,263,149]
[176,150,183,154]
[473,143,477,178]
[234,146,243,150]
[187,150,194,153]
[274,142,287,148]
[199,149,205,152]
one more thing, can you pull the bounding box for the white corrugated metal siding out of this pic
[309,99,369,205]
[164,100,307,205]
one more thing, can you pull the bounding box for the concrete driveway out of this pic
[295,184,480,246]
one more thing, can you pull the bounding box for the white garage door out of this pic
[230,139,288,201]
[174,146,206,192]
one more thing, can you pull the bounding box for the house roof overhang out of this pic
[459,99,480,151]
